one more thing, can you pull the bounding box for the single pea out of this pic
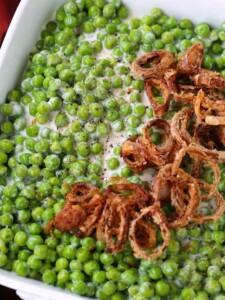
[70,260,83,272]
[15,261,29,277]
[27,255,42,270]
[207,266,222,279]
[84,260,100,276]
[155,280,170,296]
[83,21,95,33]
[127,115,141,128]
[76,247,92,262]
[62,245,76,260]
[44,154,60,170]
[42,269,57,285]
[77,142,90,157]
[148,266,163,280]
[100,253,115,265]
[134,103,146,117]
[102,281,117,296]
[195,22,211,37]
[89,103,104,118]
[103,4,115,18]
[14,231,27,246]
[54,113,69,128]
[0,152,8,164]
[93,270,107,284]
[97,123,110,138]
[162,260,178,277]
[0,228,13,243]
[181,287,196,299]
[70,270,86,283]
[107,157,120,170]
[205,278,221,295]
[34,245,48,260]
[77,105,90,120]
[0,139,14,153]
[91,142,103,155]
[105,35,117,49]
[121,269,138,285]
[29,153,43,166]
[139,282,155,298]
[107,268,121,282]
[71,281,87,295]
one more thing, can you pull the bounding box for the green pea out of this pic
[0,139,14,153]
[77,247,92,262]
[97,123,110,138]
[44,154,60,170]
[14,231,27,246]
[42,269,57,285]
[71,281,87,295]
[155,280,170,296]
[205,278,221,295]
[15,261,29,277]
[195,22,211,37]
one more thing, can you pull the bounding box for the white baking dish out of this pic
[1,0,225,299]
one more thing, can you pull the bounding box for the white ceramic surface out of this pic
[1,0,225,299]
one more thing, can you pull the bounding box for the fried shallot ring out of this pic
[132,50,175,79]
[164,69,200,103]
[192,180,225,224]
[133,218,157,250]
[171,108,195,146]
[177,43,204,75]
[172,144,221,199]
[66,182,99,204]
[106,182,151,218]
[145,78,171,117]
[97,196,129,253]
[45,203,86,234]
[192,68,225,90]
[153,164,201,228]
[142,118,174,158]
[121,137,150,173]
[121,119,174,172]
[129,204,170,260]
[75,193,105,237]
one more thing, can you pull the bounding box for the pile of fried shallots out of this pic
[47,44,225,260]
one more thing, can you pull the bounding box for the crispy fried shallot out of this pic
[129,205,171,260]
[132,50,175,79]
[152,164,201,228]
[142,119,174,157]
[177,43,203,75]
[66,182,99,204]
[172,145,221,200]
[46,183,105,237]
[121,119,175,173]
[75,193,105,237]
[98,197,129,253]
[121,137,150,173]
[192,69,225,90]
[46,203,86,234]
[144,78,171,117]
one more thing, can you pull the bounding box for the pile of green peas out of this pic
[2,0,225,299]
